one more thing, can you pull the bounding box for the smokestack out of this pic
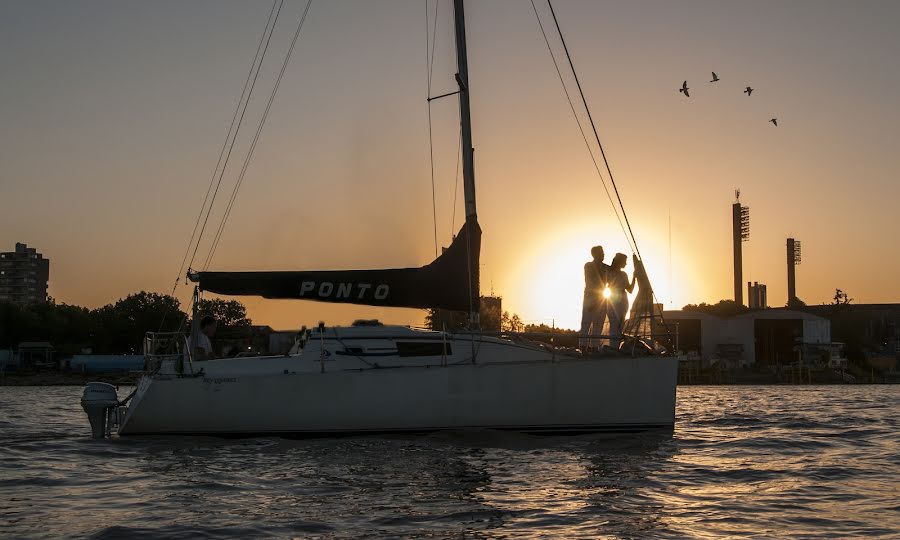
[787,238,801,305]
[732,190,749,305]
[748,281,768,309]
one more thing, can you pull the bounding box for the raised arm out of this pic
[626,273,636,294]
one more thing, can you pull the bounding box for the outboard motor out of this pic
[81,382,120,439]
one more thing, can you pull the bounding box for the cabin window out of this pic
[396,342,451,357]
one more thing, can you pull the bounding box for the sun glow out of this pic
[505,222,689,330]
[506,225,628,329]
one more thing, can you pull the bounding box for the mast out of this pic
[452,0,481,328]
[453,0,477,223]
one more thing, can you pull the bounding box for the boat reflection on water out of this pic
[106,428,678,537]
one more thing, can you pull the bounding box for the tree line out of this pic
[0,292,250,356]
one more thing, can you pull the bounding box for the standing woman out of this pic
[607,253,635,349]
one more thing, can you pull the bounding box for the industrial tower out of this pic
[787,238,801,305]
[732,190,750,305]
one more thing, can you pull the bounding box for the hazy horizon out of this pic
[2,0,898,330]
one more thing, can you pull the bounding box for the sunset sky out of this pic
[2,0,898,330]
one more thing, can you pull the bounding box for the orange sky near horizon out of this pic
[2,1,898,331]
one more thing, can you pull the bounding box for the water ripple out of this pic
[0,385,898,538]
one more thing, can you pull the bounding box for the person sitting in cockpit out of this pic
[194,315,217,360]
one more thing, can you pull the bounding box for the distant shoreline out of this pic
[1,372,895,387]
[0,372,139,387]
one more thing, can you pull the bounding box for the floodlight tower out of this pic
[787,238,801,305]
[732,190,750,305]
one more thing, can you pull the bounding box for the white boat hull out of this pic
[120,339,676,436]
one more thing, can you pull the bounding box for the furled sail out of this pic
[190,220,480,312]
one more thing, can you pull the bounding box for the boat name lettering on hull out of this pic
[299,281,390,301]
[203,377,237,384]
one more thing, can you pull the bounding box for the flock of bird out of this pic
[679,72,777,126]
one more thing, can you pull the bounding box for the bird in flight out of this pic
[770,118,778,127]
[710,72,720,83]
[679,80,690,97]
[744,86,754,96]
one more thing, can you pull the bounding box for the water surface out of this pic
[1,386,897,538]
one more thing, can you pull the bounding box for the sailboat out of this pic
[81,0,677,438]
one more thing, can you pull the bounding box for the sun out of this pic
[505,222,685,329]
[508,227,634,330]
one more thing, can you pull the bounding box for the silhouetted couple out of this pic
[580,246,634,351]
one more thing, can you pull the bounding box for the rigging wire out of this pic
[425,0,462,243]
[544,0,673,334]
[187,0,285,274]
[425,0,441,257]
[168,0,280,297]
[428,0,440,83]
[545,0,642,258]
[528,0,633,253]
[449,127,462,234]
[158,0,281,332]
[204,0,314,269]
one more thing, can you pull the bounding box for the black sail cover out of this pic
[192,220,481,312]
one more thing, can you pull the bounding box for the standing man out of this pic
[194,315,217,360]
[579,246,609,351]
